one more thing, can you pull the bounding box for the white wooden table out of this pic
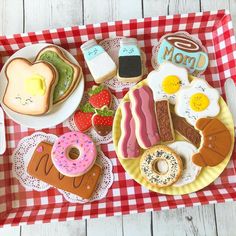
[1,0,236,235]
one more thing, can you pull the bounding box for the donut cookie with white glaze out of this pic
[140,145,183,187]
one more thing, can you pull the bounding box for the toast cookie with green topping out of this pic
[35,45,82,104]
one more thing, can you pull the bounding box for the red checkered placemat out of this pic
[0,9,236,227]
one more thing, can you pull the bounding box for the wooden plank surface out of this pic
[87,216,123,236]
[215,202,236,236]
[21,221,86,236]
[0,0,236,236]
[152,205,217,236]
[0,0,23,34]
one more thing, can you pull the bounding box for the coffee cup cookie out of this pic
[153,32,209,76]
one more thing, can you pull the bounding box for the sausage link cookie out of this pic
[140,145,183,187]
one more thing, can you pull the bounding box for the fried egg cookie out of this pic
[36,45,82,104]
[147,61,189,104]
[27,141,101,200]
[3,58,57,115]
[140,145,183,187]
[192,118,232,167]
[175,79,220,126]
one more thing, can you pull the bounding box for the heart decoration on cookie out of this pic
[36,145,44,153]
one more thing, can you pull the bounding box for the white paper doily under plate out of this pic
[12,132,113,203]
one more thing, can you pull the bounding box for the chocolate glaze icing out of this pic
[172,113,201,147]
[166,35,201,53]
[155,100,174,142]
[93,125,112,136]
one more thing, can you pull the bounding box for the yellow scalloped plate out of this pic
[112,79,235,195]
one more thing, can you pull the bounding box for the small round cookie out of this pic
[51,131,97,177]
[140,145,183,187]
[168,141,201,187]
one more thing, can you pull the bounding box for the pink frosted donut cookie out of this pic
[51,131,97,177]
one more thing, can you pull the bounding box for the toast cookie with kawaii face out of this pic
[35,45,82,104]
[3,58,58,115]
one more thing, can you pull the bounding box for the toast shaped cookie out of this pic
[36,46,82,104]
[27,141,102,200]
[3,58,57,115]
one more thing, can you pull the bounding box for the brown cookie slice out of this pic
[171,113,201,147]
[155,100,175,143]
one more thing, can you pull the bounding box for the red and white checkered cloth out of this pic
[0,9,236,227]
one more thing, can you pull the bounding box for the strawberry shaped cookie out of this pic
[92,106,114,136]
[73,103,95,132]
[88,85,112,109]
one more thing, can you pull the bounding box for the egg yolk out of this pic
[162,75,181,94]
[190,93,210,112]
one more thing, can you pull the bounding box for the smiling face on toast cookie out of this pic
[3,58,57,115]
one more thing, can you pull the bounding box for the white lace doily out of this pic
[12,132,57,191]
[65,93,119,145]
[99,37,147,90]
[12,132,113,203]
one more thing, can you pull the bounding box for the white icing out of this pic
[175,79,220,126]
[147,61,190,104]
[85,52,116,82]
[168,141,201,187]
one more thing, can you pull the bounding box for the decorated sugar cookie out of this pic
[88,85,112,109]
[155,100,175,142]
[192,118,232,167]
[51,131,97,177]
[140,145,183,187]
[3,58,57,115]
[73,103,95,132]
[175,79,220,126]
[81,39,117,83]
[35,45,82,104]
[28,141,101,200]
[147,61,189,104]
[154,32,209,75]
[118,38,143,83]
[168,141,201,187]
[92,106,114,136]
[118,101,140,159]
[130,85,160,149]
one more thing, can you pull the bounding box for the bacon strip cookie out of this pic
[130,85,160,149]
[118,101,140,158]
